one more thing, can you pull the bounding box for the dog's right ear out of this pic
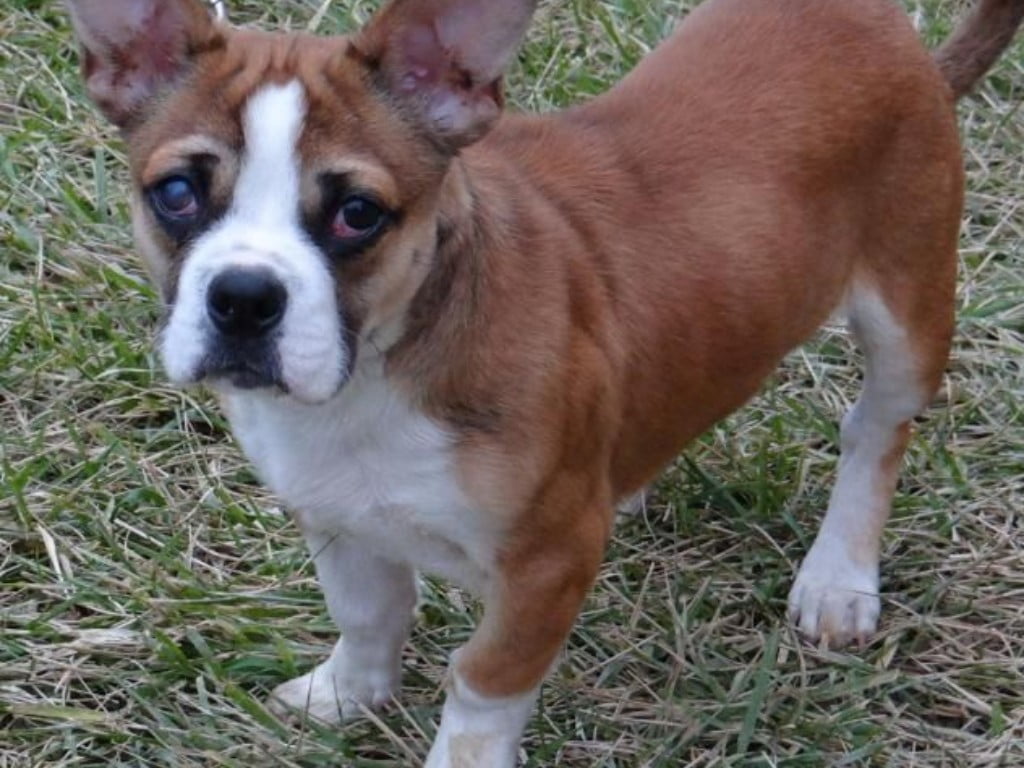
[65,0,220,128]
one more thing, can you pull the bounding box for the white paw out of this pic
[424,669,537,768]
[788,538,880,648]
[615,489,647,516]
[425,720,520,768]
[268,653,396,724]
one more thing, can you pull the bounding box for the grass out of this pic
[1,0,1023,765]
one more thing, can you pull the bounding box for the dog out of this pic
[66,0,1023,764]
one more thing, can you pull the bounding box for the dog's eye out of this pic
[331,196,385,239]
[152,176,200,220]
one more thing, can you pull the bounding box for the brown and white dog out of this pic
[66,0,1023,764]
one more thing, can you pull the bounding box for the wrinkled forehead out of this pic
[126,27,444,208]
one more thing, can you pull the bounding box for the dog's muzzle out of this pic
[198,267,288,391]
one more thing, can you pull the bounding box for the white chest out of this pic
[220,372,493,591]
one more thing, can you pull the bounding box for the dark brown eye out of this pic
[331,196,385,239]
[152,176,199,220]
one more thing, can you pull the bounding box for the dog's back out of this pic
[468,0,965,494]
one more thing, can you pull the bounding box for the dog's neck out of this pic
[383,138,531,418]
[385,157,483,365]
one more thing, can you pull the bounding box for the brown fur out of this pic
[69,0,1023,703]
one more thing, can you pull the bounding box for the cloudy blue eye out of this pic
[151,176,200,220]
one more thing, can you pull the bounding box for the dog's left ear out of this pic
[352,0,537,150]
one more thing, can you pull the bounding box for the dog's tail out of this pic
[934,0,1024,99]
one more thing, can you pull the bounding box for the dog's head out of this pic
[67,0,534,403]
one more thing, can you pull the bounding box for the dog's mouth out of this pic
[196,345,288,394]
[161,319,356,404]
[208,365,287,392]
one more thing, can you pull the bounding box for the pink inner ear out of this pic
[395,21,449,92]
[70,0,210,125]
[105,3,190,78]
[353,0,533,147]
[139,5,187,77]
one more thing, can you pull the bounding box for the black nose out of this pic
[206,268,287,338]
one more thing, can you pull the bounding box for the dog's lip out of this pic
[221,368,283,391]
[197,362,289,393]
[181,339,355,404]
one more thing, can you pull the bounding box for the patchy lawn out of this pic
[2,1,1022,765]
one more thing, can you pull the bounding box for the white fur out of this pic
[425,665,539,768]
[616,489,647,516]
[222,358,495,591]
[789,286,928,645]
[226,358,505,731]
[788,525,881,645]
[268,530,417,721]
[160,81,346,404]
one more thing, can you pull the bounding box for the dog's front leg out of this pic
[269,529,417,723]
[425,483,609,768]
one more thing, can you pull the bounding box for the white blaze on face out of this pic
[160,80,347,404]
[234,83,304,227]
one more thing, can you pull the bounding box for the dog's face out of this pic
[68,0,535,403]
[125,31,451,404]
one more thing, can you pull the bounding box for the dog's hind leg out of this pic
[788,278,953,647]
